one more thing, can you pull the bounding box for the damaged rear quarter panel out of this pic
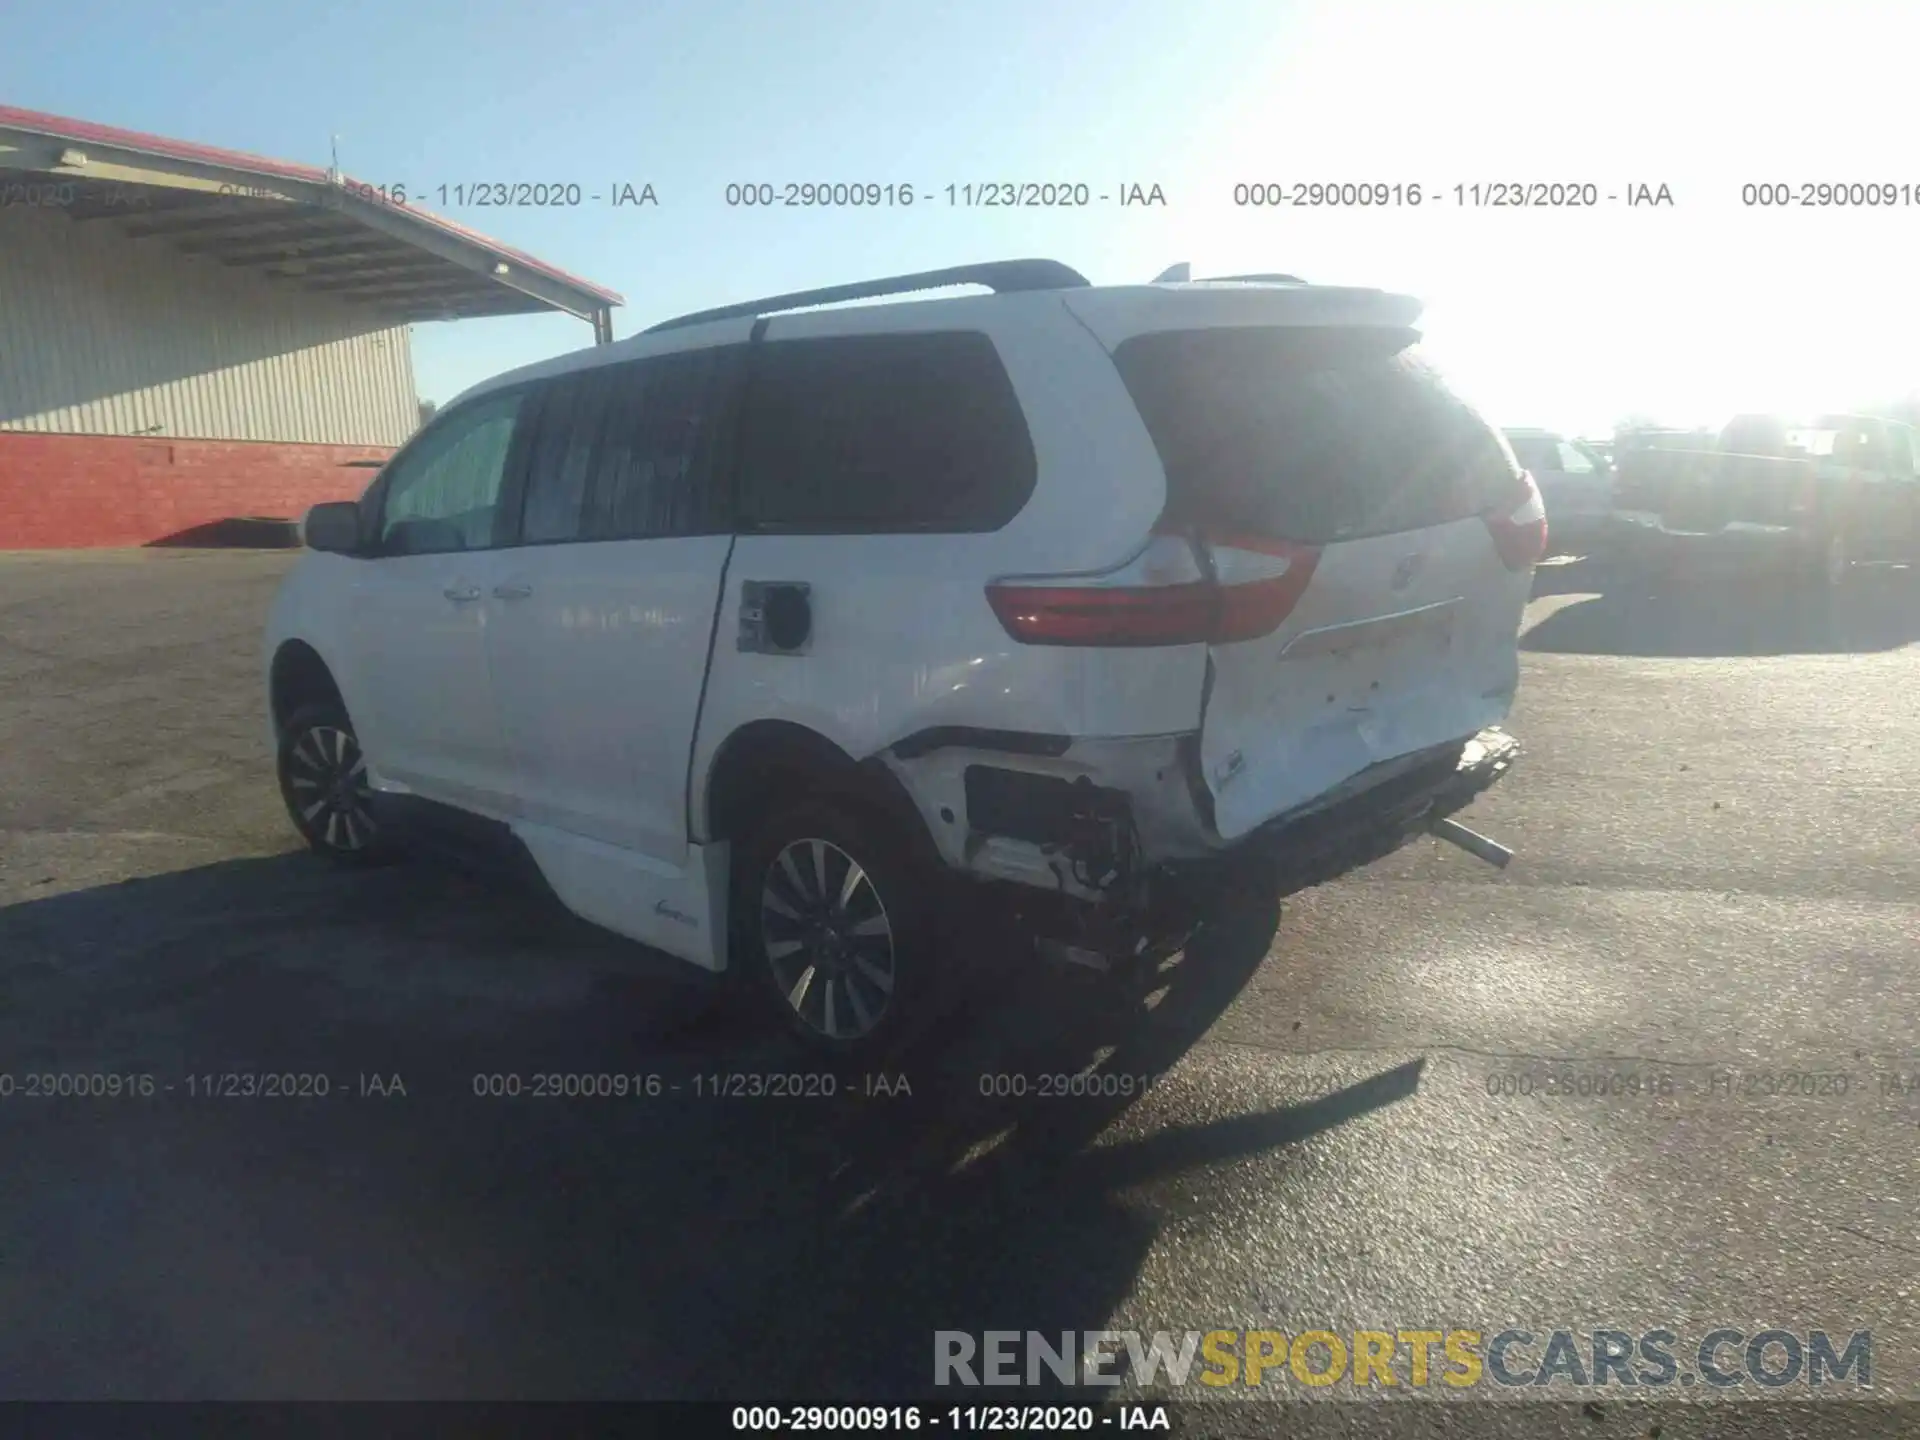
[880,734,1219,895]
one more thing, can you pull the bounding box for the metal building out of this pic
[0,106,622,548]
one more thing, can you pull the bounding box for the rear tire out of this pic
[276,700,390,865]
[1617,532,1671,591]
[730,796,941,1061]
[1794,529,1849,591]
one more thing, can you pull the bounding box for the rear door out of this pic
[1885,424,1920,556]
[687,308,1205,798]
[1505,433,1572,534]
[482,345,741,860]
[1089,307,1536,839]
[1838,416,1906,558]
[1811,415,1889,553]
[1553,439,1613,521]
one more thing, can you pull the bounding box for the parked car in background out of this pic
[1618,426,1716,454]
[1612,412,1920,586]
[1502,428,1615,553]
[265,259,1538,1057]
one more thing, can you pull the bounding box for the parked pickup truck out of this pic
[1612,413,1920,586]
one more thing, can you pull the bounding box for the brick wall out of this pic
[0,431,395,548]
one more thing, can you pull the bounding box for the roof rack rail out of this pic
[644,258,1091,334]
[1201,272,1306,284]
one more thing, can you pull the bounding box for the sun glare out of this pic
[1175,0,1920,435]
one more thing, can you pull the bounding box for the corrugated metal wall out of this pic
[0,203,417,446]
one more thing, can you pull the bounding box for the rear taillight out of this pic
[985,580,1219,646]
[1482,469,1549,570]
[986,530,1320,647]
[1202,533,1321,642]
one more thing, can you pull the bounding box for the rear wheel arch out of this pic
[708,724,955,1055]
[700,720,938,863]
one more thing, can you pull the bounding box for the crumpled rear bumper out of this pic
[982,729,1520,963]
[1217,727,1519,898]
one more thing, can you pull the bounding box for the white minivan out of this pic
[266,260,1539,1055]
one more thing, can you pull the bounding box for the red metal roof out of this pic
[0,104,624,307]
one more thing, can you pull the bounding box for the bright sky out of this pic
[6,0,1918,436]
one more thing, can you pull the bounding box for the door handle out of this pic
[443,585,482,603]
[492,583,533,600]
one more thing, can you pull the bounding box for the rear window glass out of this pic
[1729,416,1888,466]
[735,331,1036,533]
[1809,415,1888,467]
[1112,326,1518,544]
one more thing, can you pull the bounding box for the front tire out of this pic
[276,700,388,865]
[731,797,938,1059]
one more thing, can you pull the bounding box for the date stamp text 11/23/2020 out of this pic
[1483,1067,1920,1103]
[0,1072,407,1099]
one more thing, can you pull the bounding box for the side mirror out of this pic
[304,501,365,555]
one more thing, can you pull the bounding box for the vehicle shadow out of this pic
[0,854,1415,1400]
[1523,554,1920,657]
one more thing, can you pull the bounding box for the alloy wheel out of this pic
[285,724,377,852]
[759,837,896,1041]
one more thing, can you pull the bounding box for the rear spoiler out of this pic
[1152,263,1307,285]
[1065,283,1423,345]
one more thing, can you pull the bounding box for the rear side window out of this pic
[1113,326,1518,544]
[1506,435,1562,473]
[521,371,606,544]
[585,349,733,538]
[1555,440,1596,474]
[734,332,1036,533]
[514,349,735,545]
